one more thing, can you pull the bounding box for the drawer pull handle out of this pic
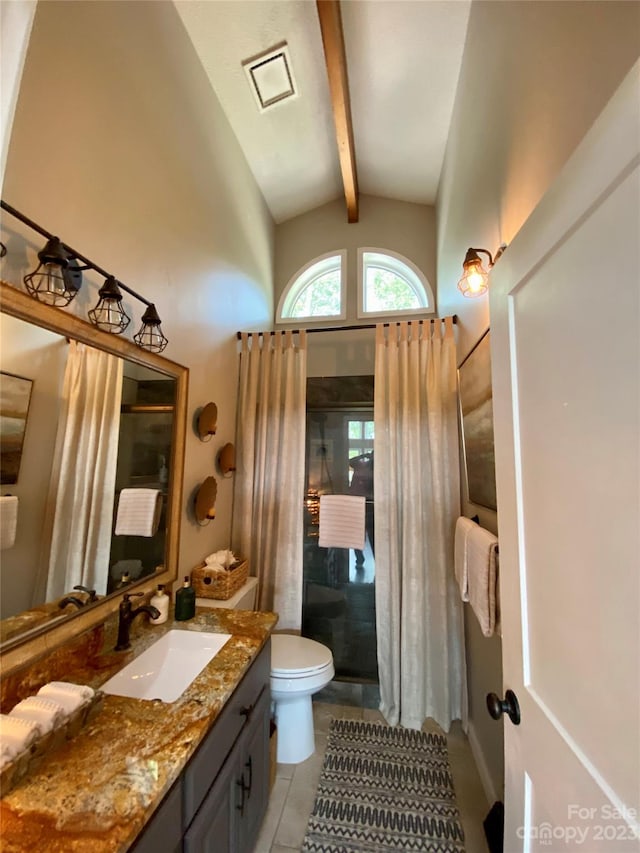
[240,704,253,721]
[244,756,253,798]
[236,777,246,816]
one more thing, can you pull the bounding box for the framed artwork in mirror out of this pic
[1,371,34,485]
[458,329,497,511]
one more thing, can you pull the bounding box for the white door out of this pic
[490,62,640,853]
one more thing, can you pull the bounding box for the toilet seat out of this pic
[270,635,333,677]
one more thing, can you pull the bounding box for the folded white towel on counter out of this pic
[9,696,67,733]
[114,489,162,537]
[0,713,40,755]
[467,524,499,638]
[37,684,88,713]
[38,681,94,702]
[0,739,19,770]
[319,494,365,550]
[454,516,476,602]
[0,495,18,550]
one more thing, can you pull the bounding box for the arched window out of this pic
[277,251,346,322]
[358,248,434,318]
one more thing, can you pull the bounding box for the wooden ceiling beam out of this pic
[316,0,359,223]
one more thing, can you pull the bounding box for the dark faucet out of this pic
[58,596,86,610]
[115,592,161,651]
[73,584,98,602]
[58,585,99,610]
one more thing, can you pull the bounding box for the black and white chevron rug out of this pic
[301,718,466,852]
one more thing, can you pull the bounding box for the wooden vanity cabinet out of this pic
[132,640,271,853]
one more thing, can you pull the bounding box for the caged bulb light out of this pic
[88,276,131,334]
[133,303,168,353]
[457,245,506,298]
[23,237,82,306]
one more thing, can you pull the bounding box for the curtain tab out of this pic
[376,324,385,346]
[444,316,454,338]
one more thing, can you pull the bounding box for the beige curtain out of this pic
[35,341,123,602]
[374,318,465,731]
[232,331,307,631]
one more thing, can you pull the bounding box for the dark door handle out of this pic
[236,777,246,816]
[486,689,521,725]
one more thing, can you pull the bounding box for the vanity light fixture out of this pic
[88,276,131,334]
[0,199,168,352]
[457,244,507,298]
[23,237,83,306]
[133,304,168,353]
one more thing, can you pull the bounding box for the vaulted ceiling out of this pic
[174,0,471,224]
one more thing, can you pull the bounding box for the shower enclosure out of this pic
[302,376,377,682]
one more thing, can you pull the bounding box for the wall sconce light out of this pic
[1,199,168,352]
[88,276,131,334]
[197,403,218,442]
[457,244,507,298]
[217,442,236,476]
[23,236,83,306]
[195,476,218,525]
[134,304,168,353]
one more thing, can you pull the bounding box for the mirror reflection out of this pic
[0,311,176,645]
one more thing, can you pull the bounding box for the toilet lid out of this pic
[270,635,333,676]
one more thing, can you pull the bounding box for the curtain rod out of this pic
[236,316,457,340]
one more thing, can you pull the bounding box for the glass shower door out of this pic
[302,408,377,682]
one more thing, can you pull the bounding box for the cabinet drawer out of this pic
[183,640,270,825]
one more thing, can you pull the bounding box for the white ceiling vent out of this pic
[243,42,298,113]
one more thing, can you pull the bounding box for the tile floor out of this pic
[254,682,491,853]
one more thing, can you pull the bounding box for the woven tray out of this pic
[191,559,249,600]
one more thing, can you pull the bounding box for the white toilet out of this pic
[196,577,334,764]
[270,634,334,764]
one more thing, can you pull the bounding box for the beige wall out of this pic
[437,0,640,803]
[0,0,36,191]
[2,1,275,586]
[275,194,437,324]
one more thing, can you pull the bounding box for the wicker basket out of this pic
[191,560,249,600]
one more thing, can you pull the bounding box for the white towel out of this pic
[0,713,40,755]
[0,495,18,550]
[9,696,67,733]
[205,550,236,568]
[37,684,88,713]
[114,489,162,537]
[319,495,365,550]
[467,524,499,638]
[38,682,94,702]
[454,517,475,602]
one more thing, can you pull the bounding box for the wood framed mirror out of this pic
[0,280,188,656]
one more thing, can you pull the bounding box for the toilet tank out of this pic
[196,576,258,611]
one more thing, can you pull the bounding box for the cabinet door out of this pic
[130,779,183,853]
[237,687,271,853]
[183,741,238,853]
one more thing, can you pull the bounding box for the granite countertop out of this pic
[0,606,277,852]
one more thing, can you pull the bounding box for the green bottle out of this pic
[175,575,196,621]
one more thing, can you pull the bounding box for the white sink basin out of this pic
[102,630,231,702]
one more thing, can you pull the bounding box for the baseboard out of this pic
[467,719,499,806]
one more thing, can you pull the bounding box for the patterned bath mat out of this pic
[301,718,465,852]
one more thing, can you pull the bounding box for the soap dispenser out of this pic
[175,576,196,621]
[150,584,169,624]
